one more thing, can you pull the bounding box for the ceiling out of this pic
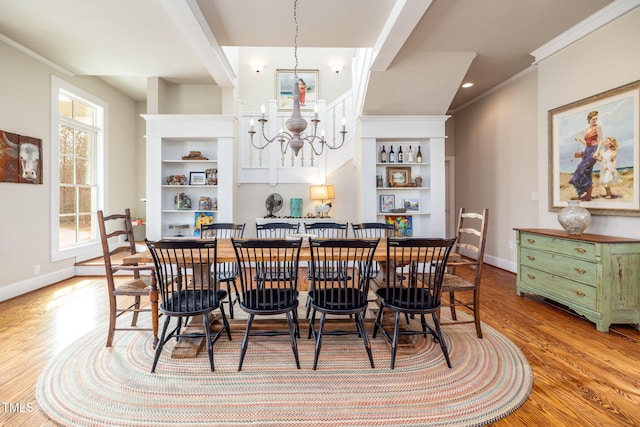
[0,0,616,114]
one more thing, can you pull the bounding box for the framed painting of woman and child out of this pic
[276,69,318,111]
[549,80,640,216]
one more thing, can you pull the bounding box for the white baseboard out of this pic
[75,265,108,276]
[485,254,516,274]
[0,266,76,302]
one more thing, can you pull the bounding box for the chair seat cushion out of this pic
[442,273,476,291]
[114,276,154,295]
[161,290,227,313]
[309,289,367,311]
[242,289,298,311]
[375,287,437,310]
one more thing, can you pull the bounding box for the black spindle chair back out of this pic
[373,237,456,369]
[146,239,231,373]
[231,238,303,371]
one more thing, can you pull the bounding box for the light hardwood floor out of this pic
[1,264,639,426]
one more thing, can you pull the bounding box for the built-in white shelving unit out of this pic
[143,115,235,240]
[359,116,448,238]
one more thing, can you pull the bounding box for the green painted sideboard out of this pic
[515,228,640,332]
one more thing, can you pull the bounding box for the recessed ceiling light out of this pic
[462,82,474,88]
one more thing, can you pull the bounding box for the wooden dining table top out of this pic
[124,238,460,265]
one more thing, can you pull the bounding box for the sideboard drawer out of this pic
[520,232,596,261]
[520,265,597,310]
[520,247,596,285]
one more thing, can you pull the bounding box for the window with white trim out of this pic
[51,77,105,261]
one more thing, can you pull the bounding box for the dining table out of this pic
[124,238,459,358]
[124,237,439,264]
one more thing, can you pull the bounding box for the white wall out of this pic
[0,40,142,300]
[237,47,355,112]
[232,47,358,236]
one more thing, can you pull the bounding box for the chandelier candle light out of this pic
[248,0,347,156]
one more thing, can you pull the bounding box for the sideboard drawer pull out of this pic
[575,248,587,254]
[527,255,535,261]
[526,239,535,244]
[575,268,586,275]
[526,273,535,280]
[574,290,586,297]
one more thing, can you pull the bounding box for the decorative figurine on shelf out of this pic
[168,224,189,237]
[166,174,187,185]
[314,203,331,217]
[199,196,212,210]
[205,168,218,185]
[182,151,209,160]
[414,176,423,187]
[174,193,191,210]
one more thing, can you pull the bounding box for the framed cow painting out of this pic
[0,130,43,184]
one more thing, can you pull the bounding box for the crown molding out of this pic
[0,33,74,76]
[531,0,640,64]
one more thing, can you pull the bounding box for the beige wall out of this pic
[536,7,640,236]
[0,40,142,298]
[453,71,539,271]
[452,7,640,271]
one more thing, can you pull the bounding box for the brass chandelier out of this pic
[248,0,347,156]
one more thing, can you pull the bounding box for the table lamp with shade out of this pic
[310,185,335,217]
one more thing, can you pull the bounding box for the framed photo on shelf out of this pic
[548,79,640,216]
[189,171,206,185]
[276,69,318,111]
[387,167,412,187]
[380,195,395,213]
[404,198,420,211]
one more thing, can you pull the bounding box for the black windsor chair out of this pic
[307,238,380,369]
[146,239,232,373]
[232,238,303,371]
[373,237,456,369]
[200,222,246,319]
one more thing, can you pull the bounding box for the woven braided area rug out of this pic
[37,307,532,427]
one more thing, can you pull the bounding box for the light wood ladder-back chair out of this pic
[441,208,489,338]
[98,209,158,348]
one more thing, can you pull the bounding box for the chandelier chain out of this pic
[293,0,299,76]
[247,0,347,158]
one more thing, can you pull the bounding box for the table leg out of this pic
[171,263,211,358]
[150,270,159,349]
